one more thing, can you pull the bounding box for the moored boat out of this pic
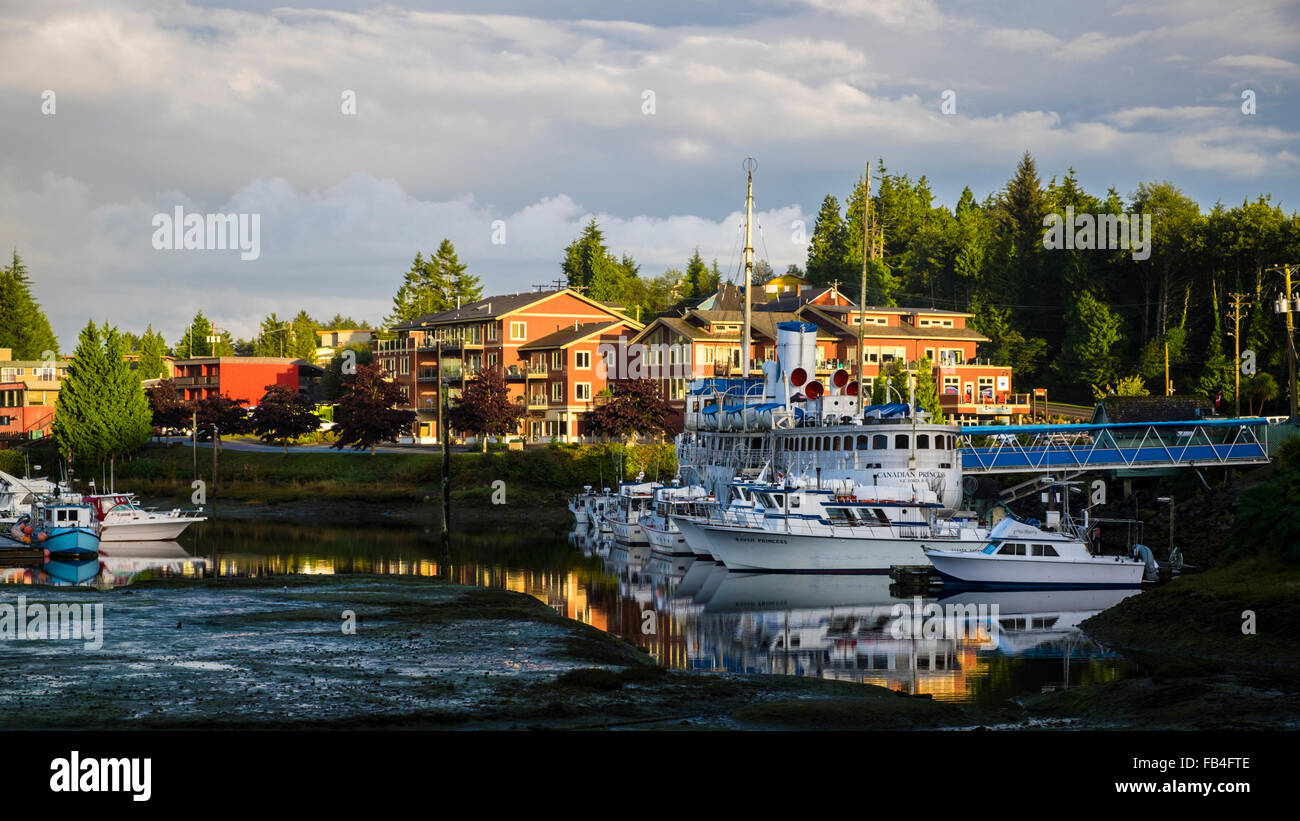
[923,517,1146,589]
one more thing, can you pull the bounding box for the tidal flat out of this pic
[3,574,1298,730]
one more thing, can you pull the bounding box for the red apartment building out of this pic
[0,349,67,439]
[171,357,323,405]
[375,289,641,442]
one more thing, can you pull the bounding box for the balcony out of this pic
[375,338,413,354]
[504,365,526,381]
[525,363,548,378]
[526,395,548,410]
[174,375,219,387]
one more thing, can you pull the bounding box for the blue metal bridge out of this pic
[958,417,1272,475]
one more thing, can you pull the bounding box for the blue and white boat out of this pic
[30,502,101,555]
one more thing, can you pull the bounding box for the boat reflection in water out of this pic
[0,541,208,588]
[582,529,1140,705]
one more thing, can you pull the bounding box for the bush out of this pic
[0,449,25,476]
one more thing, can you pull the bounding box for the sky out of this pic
[1,0,1297,349]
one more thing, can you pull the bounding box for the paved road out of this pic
[156,437,428,455]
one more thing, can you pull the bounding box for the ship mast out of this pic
[857,162,873,410]
[742,157,756,381]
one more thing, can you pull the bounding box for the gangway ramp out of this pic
[959,418,1270,475]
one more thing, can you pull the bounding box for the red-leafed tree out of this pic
[251,384,321,453]
[448,369,522,451]
[331,361,416,454]
[195,393,253,437]
[145,379,194,435]
[587,380,673,441]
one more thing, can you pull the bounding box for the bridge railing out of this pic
[958,418,1271,474]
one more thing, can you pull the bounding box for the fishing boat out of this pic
[641,482,714,558]
[922,517,1146,589]
[568,485,617,529]
[606,479,659,547]
[84,494,206,542]
[22,502,101,555]
[673,480,986,573]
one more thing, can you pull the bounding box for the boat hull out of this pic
[42,528,100,556]
[100,518,202,542]
[609,517,648,547]
[690,521,985,573]
[925,551,1146,588]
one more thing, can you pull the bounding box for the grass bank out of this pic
[61,440,674,522]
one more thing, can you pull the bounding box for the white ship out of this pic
[606,480,658,547]
[640,482,713,558]
[85,494,207,542]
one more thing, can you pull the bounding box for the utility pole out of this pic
[1227,292,1250,416]
[1164,342,1171,397]
[437,339,450,554]
[1266,264,1298,420]
[857,161,882,408]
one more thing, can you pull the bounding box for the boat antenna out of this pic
[858,161,871,421]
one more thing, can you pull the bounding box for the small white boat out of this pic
[923,517,1146,588]
[568,485,616,528]
[607,480,658,547]
[85,494,207,542]
[641,482,714,558]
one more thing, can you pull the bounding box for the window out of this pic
[857,435,869,450]
[487,323,498,341]
[575,383,591,401]
[487,353,497,368]
[551,351,563,370]
[575,351,591,369]
[700,347,715,364]
[399,357,410,375]
[917,434,929,449]
[551,381,563,402]
[998,542,1027,556]
[895,434,909,449]
[1032,544,1059,557]
[872,434,887,449]
[510,322,526,340]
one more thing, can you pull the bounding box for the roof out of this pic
[316,328,375,336]
[799,306,987,342]
[695,283,765,312]
[518,321,627,351]
[1091,396,1213,424]
[394,290,563,329]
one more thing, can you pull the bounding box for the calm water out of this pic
[0,517,1139,706]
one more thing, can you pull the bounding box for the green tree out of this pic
[386,251,449,326]
[332,361,417,454]
[175,311,233,357]
[682,248,710,300]
[52,321,111,465]
[912,357,945,422]
[1057,290,1122,388]
[321,344,374,400]
[137,325,168,380]
[806,195,849,286]
[1197,286,1236,403]
[101,324,153,468]
[437,239,482,308]
[288,310,319,359]
[0,251,59,358]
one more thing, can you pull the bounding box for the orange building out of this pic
[376,289,641,443]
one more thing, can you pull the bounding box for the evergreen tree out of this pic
[0,251,59,358]
[289,310,319,359]
[52,322,111,465]
[436,239,481,308]
[1057,290,1123,387]
[175,311,232,357]
[913,357,945,422]
[137,325,168,380]
[255,313,292,357]
[1197,286,1236,402]
[682,248,710,299]
[806,195,848,286]
[562,219,612,293]
[101,324,153,466]
[386,252,449,326]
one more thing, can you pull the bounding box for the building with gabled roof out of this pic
[374,288,642,443]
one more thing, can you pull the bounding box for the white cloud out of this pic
[1209,54,1300,74]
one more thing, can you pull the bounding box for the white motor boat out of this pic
[673,481,987,573]
[607,480,658,547]
[85,494,207,542]
[568,485,617,529]
[641,483,714,558]
[923,517,1146,588]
